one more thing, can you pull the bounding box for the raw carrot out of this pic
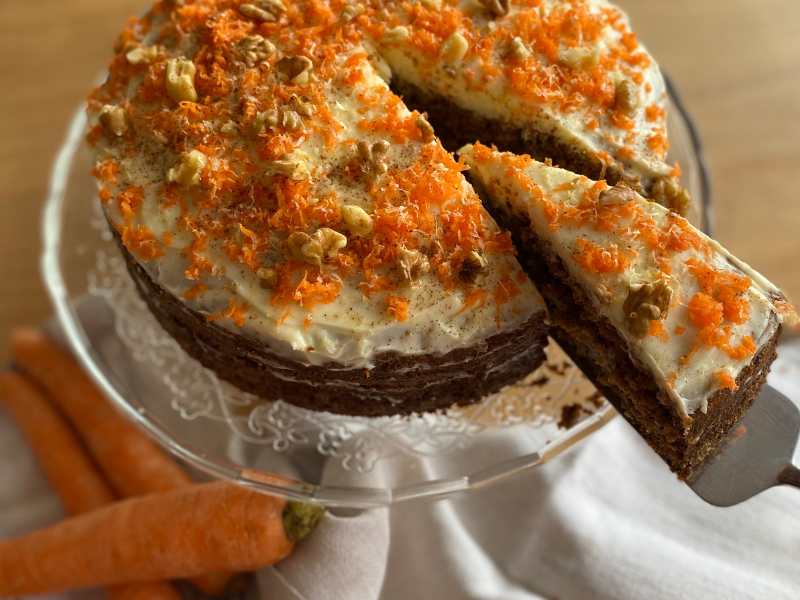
[11,328,231,596]
[11,328,191,496]
[0,372,181,600]
[0,481,324,597]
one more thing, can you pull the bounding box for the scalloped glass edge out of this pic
[42,81,710,507]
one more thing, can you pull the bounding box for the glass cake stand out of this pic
[42,80,710,508]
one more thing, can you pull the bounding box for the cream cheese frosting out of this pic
[87,0,542,369]
[461,143,796,419]
[371,0,675,194]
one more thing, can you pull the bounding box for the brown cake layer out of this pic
[393,79,642,194]
[114,232,549,417]
[480,192,780,479]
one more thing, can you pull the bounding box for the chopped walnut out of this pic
[165,58,197,103]
[420,0,441,9]
[269,157,310,180]
[341,3,364,21]
[458,250,488,283]
[650,177,691,216]
[416,116,435,142]
[257,267,277,289]
[315,228,348,259]
[289,94,315,117]
[559,46,600,70]
[280,109,303,130]
[238,34,275,67]
[623,280,673,337]
[478,0,509,18]
[287,228,347,265]
[253,109,279,134]
[167,150,207,187]
[598,184,638,207]
[99,104,127,137]
[341,204,374,236]
[287,232,322,265]
[441,32,469,63]
[239,0,285,22]
[398,246,430,283]
[357,140,390,175]
[614,79,639,114]
[384,26,410,43]
[508,37,531,61]
[125,45,160,65]
[276,55,313,84]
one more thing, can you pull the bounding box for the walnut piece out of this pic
[287,232,322,265]
[315,228,348,259]
[239,0,285,22]
[125,45,160,65]
[165,58,197,103]
[269,156,310,180]
[384,26,410,43]
[276,55,313,84]
[420,0,441,9]
[509,37,531,61]
[167,150,207,187]
[238,34,275,67]
[416,116,435,142]
[289,94,316,117]
[99,104,127,137]
[559,46,600,70]
[478,0,509,18]
[459,250,488,283]
[398,246,430,283]
[623,280,673,337]
[598,184,638,207]
[341,204,374,236]
[341,3,364,21]
[287,228,347,265]
[614,79,639,114]
[650,177,691,216]
[441,32,469,63]
[357,140,390,175]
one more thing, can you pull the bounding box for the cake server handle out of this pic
[778,464,800,489]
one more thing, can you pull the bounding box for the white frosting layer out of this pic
[462,144,793,418]
[94,36,543,369]
[377,0,672,184]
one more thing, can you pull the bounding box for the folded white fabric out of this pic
[2,339,799,599]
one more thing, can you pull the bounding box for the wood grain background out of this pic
[1,0,798,360]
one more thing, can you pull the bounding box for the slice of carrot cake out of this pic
[461,143,797,477]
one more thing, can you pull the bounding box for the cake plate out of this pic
[42,82,710,508]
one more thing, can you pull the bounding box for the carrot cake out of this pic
[461,143,797,477]
[85,0,548,415]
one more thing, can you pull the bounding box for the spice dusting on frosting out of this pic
[87,0,541,367]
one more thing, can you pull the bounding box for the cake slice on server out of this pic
[460,143,797,478]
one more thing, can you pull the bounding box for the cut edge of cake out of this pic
[461,142,797,478]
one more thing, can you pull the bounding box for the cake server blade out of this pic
[688,385,800,506]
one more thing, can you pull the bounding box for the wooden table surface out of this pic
[1,1,798,361]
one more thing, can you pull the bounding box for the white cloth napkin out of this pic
[3,340,800,599]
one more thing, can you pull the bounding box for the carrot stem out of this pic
[11,328,234,596]
[0,481,310,597]
[0,371,181,600]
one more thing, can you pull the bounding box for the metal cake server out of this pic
[688,385,800,506]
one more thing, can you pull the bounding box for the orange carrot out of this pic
[11,329,191,497]
[0,481,323,597]
[0,372,180,600]
[11,328,231,595]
